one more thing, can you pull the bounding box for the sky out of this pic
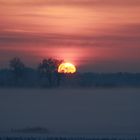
[0,0,140,72]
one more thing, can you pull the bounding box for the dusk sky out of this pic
[0,0,140,72]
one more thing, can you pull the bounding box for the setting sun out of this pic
[58,62,76,74]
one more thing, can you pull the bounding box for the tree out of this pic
[9,57,25,85]
[38,58,63,87]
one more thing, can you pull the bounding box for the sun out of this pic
[58,62,76,74]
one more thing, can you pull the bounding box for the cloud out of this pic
[0,23,139,48]
[0,0,139,7]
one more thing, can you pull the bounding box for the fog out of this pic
[0,88,140,135]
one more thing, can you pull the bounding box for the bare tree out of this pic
[38,58,63,87]
[10,57,25,85]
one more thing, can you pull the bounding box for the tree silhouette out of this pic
[38,58,63,87]
[9,57,25,86]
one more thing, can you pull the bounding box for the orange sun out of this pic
[58,62,76,74]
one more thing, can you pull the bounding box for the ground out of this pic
[0,88,140,136]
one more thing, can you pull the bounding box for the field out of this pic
[0,88,140,137]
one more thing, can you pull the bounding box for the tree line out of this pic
[0,57,140,88]
[6,57,64,87]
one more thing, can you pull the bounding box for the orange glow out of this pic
[58,62,76,74]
